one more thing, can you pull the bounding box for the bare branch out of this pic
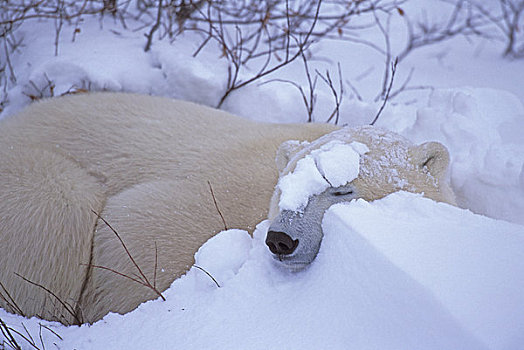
[370,57,398,126]
[1,317,23,350]
[14,273,81,325]
[90,210,166,301]
[144,0,163,52]
[0,282,25,317]
[316,62,344,124]
[215,0,323,108]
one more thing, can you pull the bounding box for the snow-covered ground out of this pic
[2,194,524,350]
[1,1,524,349]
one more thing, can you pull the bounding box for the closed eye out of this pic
[333,190,353,196]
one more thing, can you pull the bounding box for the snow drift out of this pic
[3,192,523,350]
[1,5,524,349]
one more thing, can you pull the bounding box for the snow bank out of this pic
[0,21,228,117]
[2,193,523,350]
[382,87,524,225]
[278,141,368,212]
[327,192,524,350]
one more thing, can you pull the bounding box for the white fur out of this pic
[267,126,456,269]
[0,93,337,324]
[0,93,454,325]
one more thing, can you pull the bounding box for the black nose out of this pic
[265,231,299,255]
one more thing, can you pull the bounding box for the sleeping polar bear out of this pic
[0,93,455,324]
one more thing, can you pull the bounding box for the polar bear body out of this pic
[0,93,454,325]
[0,93,337,324]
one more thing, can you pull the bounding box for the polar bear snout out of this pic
[265,230,299,256]
[266,207,325,270]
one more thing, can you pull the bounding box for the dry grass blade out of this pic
[193,265,221,288]
[90,210,166,301]
[207,181,228,231]
[0,317,22,350]
[13,274,81,325]
[0,318,41,350]
[0,282,25,317]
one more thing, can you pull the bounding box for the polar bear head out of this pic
[266,126,455,269]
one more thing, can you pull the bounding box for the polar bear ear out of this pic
[275,140,310,173]
[410,141,451,179]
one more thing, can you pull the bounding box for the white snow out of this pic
[314,141,368,187]
[364,87,524,225]
[277,141,368,212]
[2,1,524,350]
[2,194,524,350]
[327,192,524,350]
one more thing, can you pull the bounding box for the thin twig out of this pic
[370,57,398,126]
[14,273,81,325]
[144,0,163,52]
[345,77,363,101]
[39,324,62,341]
[153,241,158,289]
[90,210,166,301]
[53,0,64,57]
[371,4,392,99]
[38,323,45,350]
[0,281,25,316]
[316,62,344,125]
[85,264,145,285]
[21,323,35,349]
[207,181,228,231]
[301,51,317,122]
[193,265,220,288]
[0,317,22,350]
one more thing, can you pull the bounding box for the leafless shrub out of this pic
[0,0,131,108]
[471,0,524,58]
[0,0,128,28]
[316,62,344,124]
[397,0,493,62]
[370,57,397,126]
[0,0,520,121]
[188,0,324,108]
[0,0,130,54]
[263,52,343,123]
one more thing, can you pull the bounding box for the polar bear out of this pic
[0,93,454,325]
[265,126,456,269]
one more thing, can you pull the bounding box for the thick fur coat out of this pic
[0,93,455,325]
[0,93,337,324]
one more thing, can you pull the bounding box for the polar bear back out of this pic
[0,93,338,324]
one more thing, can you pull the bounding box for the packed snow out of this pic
[1,1,524,350]
[400,88,524,225]
[2,193,523,350]
[278,141,368,212]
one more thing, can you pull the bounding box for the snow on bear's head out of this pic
[266,126,456,270]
